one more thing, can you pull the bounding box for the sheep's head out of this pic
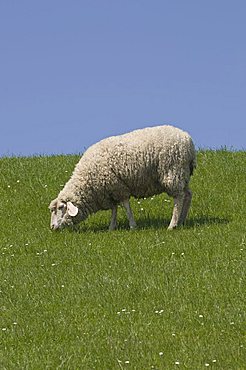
[49,199,81,230]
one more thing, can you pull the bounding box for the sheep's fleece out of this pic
[49,125,196,230]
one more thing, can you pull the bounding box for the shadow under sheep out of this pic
[71,215,229,233]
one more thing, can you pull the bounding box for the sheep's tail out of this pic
[187,137,197,177]
[190,159,197,176]
[189,154,197,176]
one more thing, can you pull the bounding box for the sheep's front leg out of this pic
[109,205,118,231]
[122,199,137,229]
[168,193,184,230]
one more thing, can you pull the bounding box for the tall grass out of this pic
[0,150,245,369]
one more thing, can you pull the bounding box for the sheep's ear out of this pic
[67,202,79,217]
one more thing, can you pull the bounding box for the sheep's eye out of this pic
[58,204,65,210]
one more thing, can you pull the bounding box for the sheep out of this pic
[49,125,196,231]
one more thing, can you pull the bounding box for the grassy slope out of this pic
[0,151,245,369]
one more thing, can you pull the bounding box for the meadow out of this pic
[0,150,245,369]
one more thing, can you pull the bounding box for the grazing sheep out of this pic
[49,125,196,231]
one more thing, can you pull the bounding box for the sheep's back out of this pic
[76,125,195,202]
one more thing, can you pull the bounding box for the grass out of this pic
[0,150,245,369]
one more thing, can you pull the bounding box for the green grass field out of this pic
[1,150,245,369]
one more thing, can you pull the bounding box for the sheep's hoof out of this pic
[109,225,117,231]
[167,225,177,230]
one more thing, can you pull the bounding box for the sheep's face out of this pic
[49,199,80,230]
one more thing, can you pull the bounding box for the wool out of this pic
[50,125,196,230]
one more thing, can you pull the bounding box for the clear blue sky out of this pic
[1,0,246,156]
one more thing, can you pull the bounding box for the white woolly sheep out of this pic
[49,125,196,231]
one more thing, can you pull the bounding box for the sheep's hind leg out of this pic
[109,205,118,231]
[179,189,192,226]
[168,193,185,230]
[122,199,137,229]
